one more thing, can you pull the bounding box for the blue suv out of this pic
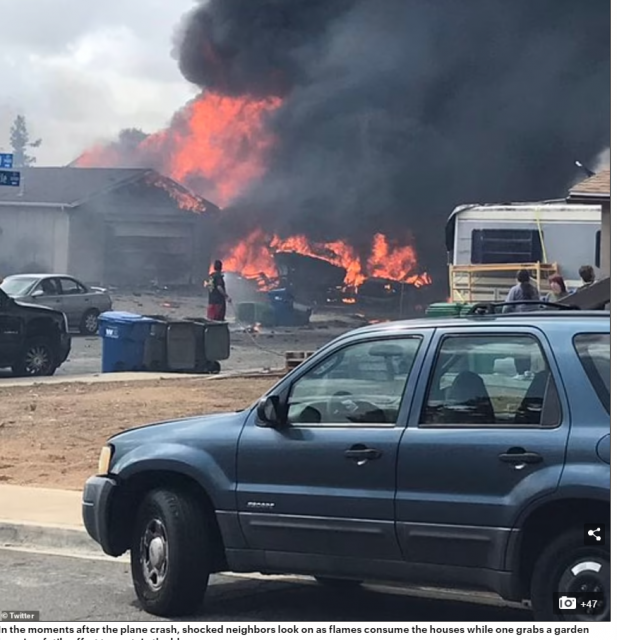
[83,310,610,621]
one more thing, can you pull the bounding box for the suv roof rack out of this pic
[467,301,580,315]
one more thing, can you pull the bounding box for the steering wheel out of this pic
[326,391,384,423]
[327,390,354,421]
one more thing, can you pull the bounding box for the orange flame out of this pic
[143,94,281,206]
[76,92,280,207]
[75,92,431,289]
[222,230,431,291]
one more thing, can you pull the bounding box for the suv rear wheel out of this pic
[531,529,610,622]
[131,489,211,617]
[12,338,57,377]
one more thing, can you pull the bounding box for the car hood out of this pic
[13,299,64,315]
[108,410,251,448]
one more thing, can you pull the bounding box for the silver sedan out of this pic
[1,273,113,335]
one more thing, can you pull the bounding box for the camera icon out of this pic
[558,596,577,610]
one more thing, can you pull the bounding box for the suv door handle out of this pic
[499,449,543,465]
[345,446,382,461]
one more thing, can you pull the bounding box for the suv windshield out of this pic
[574,333,610,413]
[0,277,38,297]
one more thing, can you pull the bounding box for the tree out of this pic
[10,115,42,167]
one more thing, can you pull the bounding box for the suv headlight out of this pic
[97,445,114,475]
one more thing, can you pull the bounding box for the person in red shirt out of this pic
[207,260,231,321]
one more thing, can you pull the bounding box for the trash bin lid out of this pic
[100,311,152,324]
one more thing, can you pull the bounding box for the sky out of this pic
[0,0,198,165]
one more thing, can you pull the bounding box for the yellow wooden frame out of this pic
[449,262,559,303]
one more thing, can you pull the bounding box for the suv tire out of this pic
[531,529,610,622]
[131,489,211,617]
[80,309,100,335]
[12,338,57,377]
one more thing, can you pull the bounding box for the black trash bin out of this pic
[184,318,230,374]
[166,321,199,373]
[142,319,168,372]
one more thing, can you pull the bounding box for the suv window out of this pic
[421,334,561,428]
[574,333,610,414]
[59,278,86,295]
[287,337,422,426]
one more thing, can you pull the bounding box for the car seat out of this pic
[515,369,549,425]
[445,371,496,424]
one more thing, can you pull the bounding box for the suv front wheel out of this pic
[131,489,212,617]
[531,529,610,622]
[12,338,57,377]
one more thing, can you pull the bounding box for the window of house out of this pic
[287,338,422,426]
[595,230,602,269]
[420,334,561,428]
[574,333,610,414]
[471,229,544,264]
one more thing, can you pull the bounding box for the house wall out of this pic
[454,219,600,283]
[600,204,610,276]
[67,206,106,285]
[0,206,70,275]
[81,182,214,286]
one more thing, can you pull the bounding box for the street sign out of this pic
[0,153,14,168]
[0,170,21,187]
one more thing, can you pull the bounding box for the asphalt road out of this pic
[0,329,345,381]
[56,328,349,378]
[0,549,533,623]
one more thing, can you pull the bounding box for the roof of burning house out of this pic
[0,167,218,212]
[568,169,610,203]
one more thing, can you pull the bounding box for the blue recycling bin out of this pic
[268,288,295,326]
[99,311,154,373]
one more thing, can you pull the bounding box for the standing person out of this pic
[504,269,539,313]
[504,269,538,379]
[544,274,568,303]
[207,260,231,321]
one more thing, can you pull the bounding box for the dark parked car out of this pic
[83,310,610,621]
[0,287,71,376]
[1,273,112,335]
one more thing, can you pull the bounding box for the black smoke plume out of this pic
[174,0,610,278]
[106,2,596,287]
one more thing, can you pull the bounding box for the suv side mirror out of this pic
[31,291,44,298]
[256,395,286,428]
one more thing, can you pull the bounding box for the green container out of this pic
[426,302,463,317]
[257,304,275,327]
[425,302,476,317]
[236,301,275,327]
[236,302,256,324]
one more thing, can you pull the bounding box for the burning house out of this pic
[71,0,607,302]
[0,167,218,287]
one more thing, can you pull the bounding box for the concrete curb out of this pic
[0,520,103,555]
[0,369,284,389]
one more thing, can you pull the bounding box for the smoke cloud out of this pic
[172,0,609,275]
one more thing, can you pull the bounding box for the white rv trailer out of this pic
[445,200,601,303]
